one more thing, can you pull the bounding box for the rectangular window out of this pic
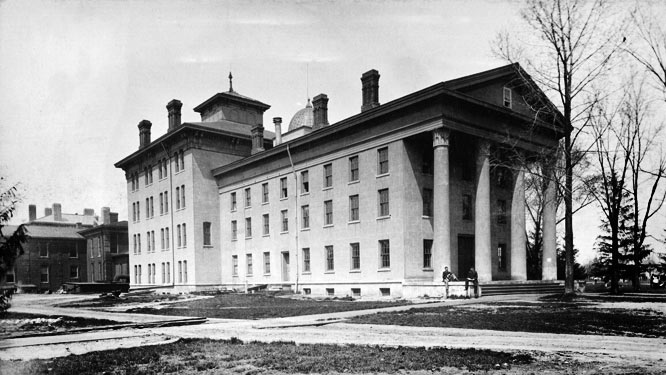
[352,288,361,297]
[183,260,187,283]
[165,228,170,249]
[263,214,270,235]
[182,224,186,246]
[158,161,163,180]
[231,220,238,240]
[323,163,333,188]
[378,189,390,217]
[462,194,473,220]
[349,156,359,182]
[150,196,154,217]
[503,87,512,108]
[325,245,334,271]
[246,254,253,276]
[350,243,360,270]
[302,248,311,272]
[147,232,151,252]
[245,188,251,207]
[262,182,269,203]
[146,198,150,219]
[70,265,79,279]
[423,239,433,269]
[301,205,310,229]
[178,261,182,283]
[110,234,118,254]
[378,147,389,174]
[144,167,149,186]
[148,264,152,284]
[136,201,140,221]
[324,200,333,225]
[164,191,169,213]
[203,222,212,246]
[231,192,237,211]
[245,217,252,238]
[422,150,434,174]
[39,244,48,257]
[263,252,271,274]
[161,263,165,284]
[175,152,180,172]
[180,151,185,171]
[137,233,141,253]
[423,188,433,217]
[281,210,288,232]
[301,171,309,193]
[177,225,181,247]
[93,263,96,281]
[6,269,15,283]
[161,229,165,250]
[69,246,77,258]
[349,195,359,221]
[379,240,390,269]
[498,243,507,271]
[497,199,507,224]
[40,265,49,283]
[232,255,238,276]
[151,230,155,252]
[326,288,334,296]
[181,185,185,208]
[166,262,170,283]
[280,177,288,199]
[159,193,164,214]
[175,187,181,209]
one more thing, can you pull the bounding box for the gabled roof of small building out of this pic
[3,224,86,240]
[78,221,129,237]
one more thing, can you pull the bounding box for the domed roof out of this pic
[288,99,314,132]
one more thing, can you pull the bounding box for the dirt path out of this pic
[2,293,665,368]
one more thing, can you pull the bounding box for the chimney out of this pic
[83,208,94,216]
[361,69,380,112]
[167,99,183,131]
[75,222,82,229]
[312,94,329,130]
[251,124,265,155]
[101,207,111,225]
[29,204,36,222]
[52,203,62,221]
[138,120,152,149]
[110,212,119,223]
[45,207,52,217]
[273,117,282,145]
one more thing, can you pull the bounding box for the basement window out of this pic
[380,288,391,297]
[351,288,361,297]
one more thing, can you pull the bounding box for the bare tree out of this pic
[495,0,626,294]
[622,80,666,291]
[627,5,666,99]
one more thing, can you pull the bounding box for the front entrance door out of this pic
[458,235,475,277]
[282,252,290,282]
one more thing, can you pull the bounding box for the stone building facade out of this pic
[117,64,565,296]
[78,208,128,282]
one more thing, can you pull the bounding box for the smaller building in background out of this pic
[3,203,96,291]
[78,207,129,282]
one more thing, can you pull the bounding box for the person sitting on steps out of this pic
[442,266,458,298]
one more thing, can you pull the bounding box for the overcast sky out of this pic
[1,0,664,264]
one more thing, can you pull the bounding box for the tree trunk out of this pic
[610,221,620,295]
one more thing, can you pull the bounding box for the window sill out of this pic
[322,186,333,191]
[323,224,334,228]
[350,269,361,273]
[376,215,391,221]
[378,268,391,272]
[302,271,311,275]
[244,206,251,210]
[231,238,237,242]
[422,268,433,272]
[348,180,359,185]
[348,220,360,224]
[280,231,289,235]
[280,197,288,201]
[422,215,432,219]
[262,234,270,237]
[301,227,310,232]
[376,173,390,179]
[300,191,310,196]
[231,209,237,213]
[203,245,214,248]
[245,237,252,240]
[264,273,271,276]
[262,201,269,206]
[324,271,335,274]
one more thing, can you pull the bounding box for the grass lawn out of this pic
[0,312,124,339]
[350,296,666,337]
[4,337,663,375]
[65,292,411,319]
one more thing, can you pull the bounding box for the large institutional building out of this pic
[116,64,565,297]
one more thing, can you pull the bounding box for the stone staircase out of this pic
[480,281,564,296]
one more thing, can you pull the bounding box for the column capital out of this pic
[477,139,491,156]
[432,127,450,148]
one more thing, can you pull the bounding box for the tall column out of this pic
[511,166,527,280]
[432,128,451,280]
[475,140,492,282]
[542,164,558,280]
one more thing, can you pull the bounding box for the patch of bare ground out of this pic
[0,312,124,339]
